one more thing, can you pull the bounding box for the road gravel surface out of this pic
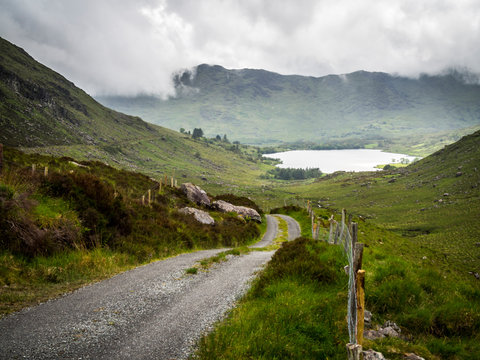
[0,214,300,359]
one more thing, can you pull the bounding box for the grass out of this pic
[0,248,138,315]
[0,148,263,317]
[193,238,349,359]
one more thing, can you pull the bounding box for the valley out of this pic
[1,35,480,359]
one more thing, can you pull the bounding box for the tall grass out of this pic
[194,238,349,359]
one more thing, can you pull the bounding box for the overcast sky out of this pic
[1,0,479,97]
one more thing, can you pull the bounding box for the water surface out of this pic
[263,149,417,173]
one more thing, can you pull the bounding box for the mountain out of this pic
[97,64,480,147]
[0,37,272,191]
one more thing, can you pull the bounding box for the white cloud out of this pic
[1,0,479,96]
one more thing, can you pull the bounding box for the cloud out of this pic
[1,0,479,96]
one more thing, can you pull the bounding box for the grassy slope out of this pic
[0,148,262,317]
[0,36,276,194]
[98,65,480,149]
[192,130,480,359]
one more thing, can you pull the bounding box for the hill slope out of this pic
[97,64,480,147]
[0,37,273,191]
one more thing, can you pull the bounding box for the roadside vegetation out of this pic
[0,147,262,317]
[193,237,349,359]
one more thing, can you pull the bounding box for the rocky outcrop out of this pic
[211,200,261,222]
[181,183,210,206]
[179,207,215,225]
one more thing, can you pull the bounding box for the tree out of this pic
[192,128,204,139]
[179,128,186,134]
[215,134,221,141]
[223,134,229,143]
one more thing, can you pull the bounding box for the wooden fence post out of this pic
[346,343,362,360]
[0,143,3,175]
[148,189,151,205]
[32,164,36,175]
[142,195,145,206]
[44,166,48,177]
[356,269,366,346]
[353,243,364,274]
[351,222,358,250]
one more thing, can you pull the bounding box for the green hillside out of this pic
[0,37,274,191]
[97,64,480,150]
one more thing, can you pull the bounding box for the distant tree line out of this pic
[267,167,322,180]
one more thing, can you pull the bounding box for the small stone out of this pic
[363,349,386,360]
[443,193,449,196]
[404,353,425,360]
[422,256,427,260]
[364,330,385,340]
[456,171,463,177]
[364,310,372,327]
[380,326,400,338]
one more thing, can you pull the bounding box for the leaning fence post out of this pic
[356,269,366,346]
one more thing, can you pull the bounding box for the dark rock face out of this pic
[179,207,215,225]
[181,183,211,206]
[211,200,261,223]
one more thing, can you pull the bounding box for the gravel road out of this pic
[0,214,300,360]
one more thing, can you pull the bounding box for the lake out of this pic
[263,149,418,174]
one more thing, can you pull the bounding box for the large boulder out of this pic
[181,183,210,206]
[179,207,215,225]
[211,200,261,223]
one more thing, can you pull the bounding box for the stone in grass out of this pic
[211,200,261,223]
[179,207,215,225]
[363,349,386,360]
[364,310,373,328]
[365,321,401,340]
[404,353,425,360]
[181,183,211,206]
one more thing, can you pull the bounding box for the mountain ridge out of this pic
[98,64,480,147]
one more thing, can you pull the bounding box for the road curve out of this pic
[0,215,300,360]
[276,214,302,240]
[250,214,278,248]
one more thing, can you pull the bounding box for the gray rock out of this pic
[404,353,425,360]
[179,207,215,225]
[181,183,211,206]
[364,310,372,328]
[380,326,400,338]
[456,171,463,177]
[363,349,386,360]
[364,330,385,340]
[212,200,261,223]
